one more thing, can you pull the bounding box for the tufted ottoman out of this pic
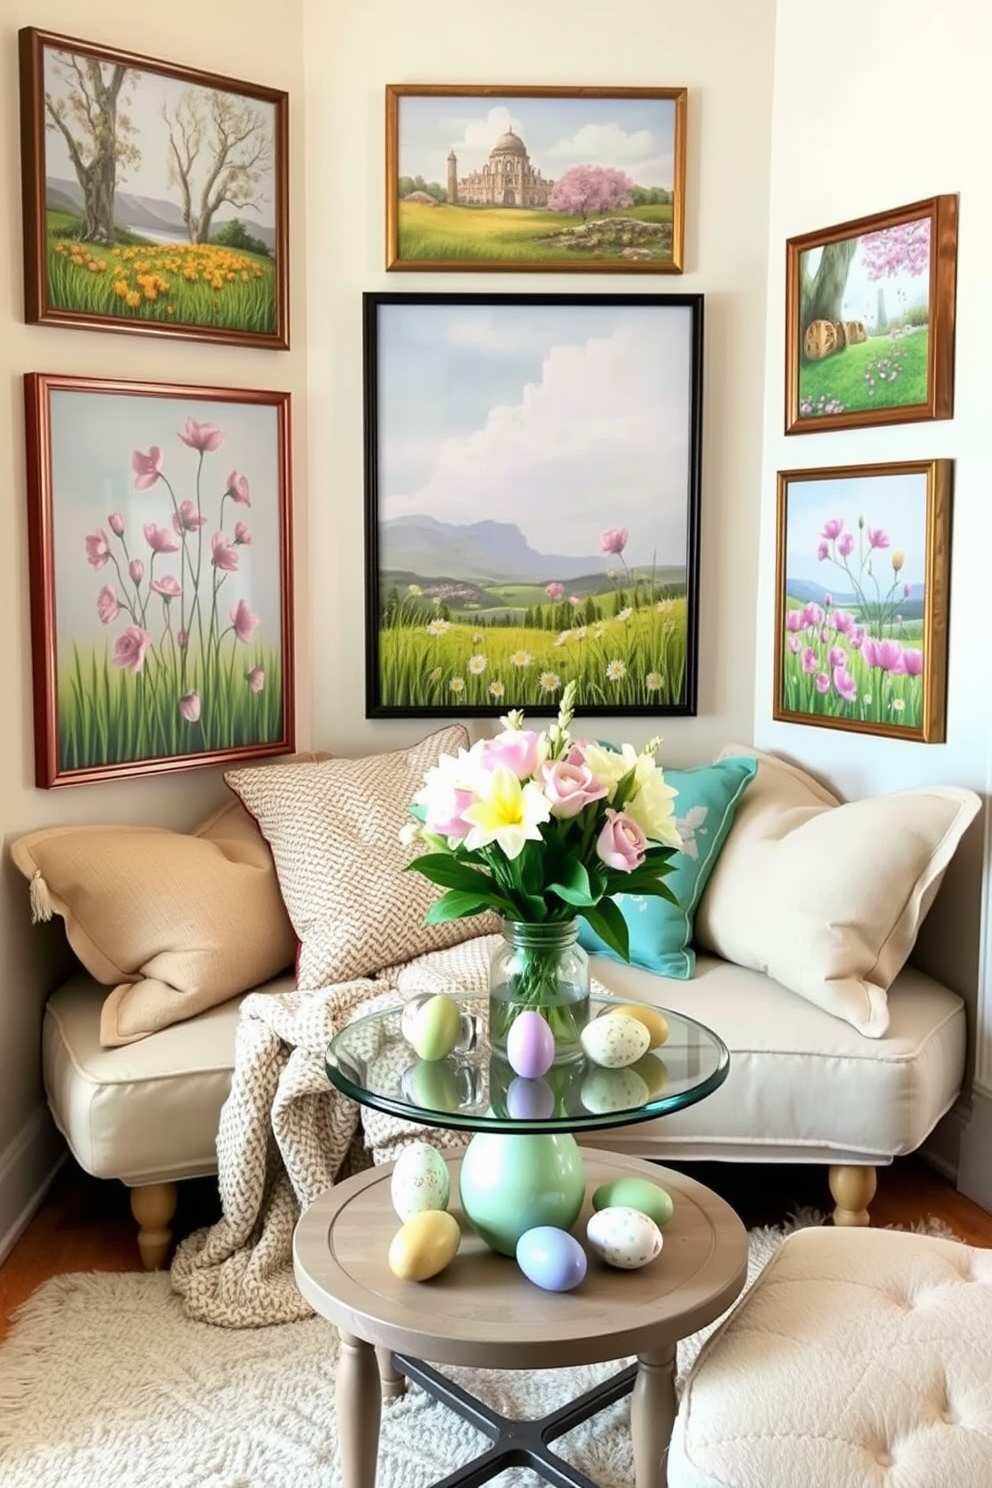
[669,1226,992,1488]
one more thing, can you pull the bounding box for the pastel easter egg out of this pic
[409,995,461,1061]
[400,993,434,1044]
[630,1053,669,1100]
[610,1003,670,1049]
[506,1076,556,1121]
[580,1012,650,1069]
[580,1065,650,1115]
[516,1226,587,1292]
[586,1206,663,1271]
[592,1177,674,1230]
[388,1209,461,1282]
[506,1010,555,1080]
[390,1141,451,1222]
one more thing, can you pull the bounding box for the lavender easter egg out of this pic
[506,1010,555,1079]
[506,1076,556,1121]
[516,1226,587,1292]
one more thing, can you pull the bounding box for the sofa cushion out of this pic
[225,727,497,989]
[577,756,757,977]
[42,952,965,1185]
[10,787,311,1048]
[693,744,980,1037]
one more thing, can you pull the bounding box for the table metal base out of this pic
[392,1352,638,1488]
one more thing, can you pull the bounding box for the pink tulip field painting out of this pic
[364,293,703,719]
[386,86,686,273]
[25,375,293,786]
[774,461,951,743]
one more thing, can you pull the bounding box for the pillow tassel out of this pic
[29,870,53,924]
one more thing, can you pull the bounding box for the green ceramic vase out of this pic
[458,1131,586,1255]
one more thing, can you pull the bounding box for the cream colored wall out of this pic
[756,0,992,1136]
[303,0,775,761]
[0,2,309,1172]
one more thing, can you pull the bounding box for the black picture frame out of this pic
[364,291,703,719]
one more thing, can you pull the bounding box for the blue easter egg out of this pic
[515,1226,587,1292]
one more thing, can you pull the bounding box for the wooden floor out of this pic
[2,1153,991,1347]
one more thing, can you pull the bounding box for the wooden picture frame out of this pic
[385,84,687,273]
[364,291,703,719]
[785,196,957,434]
[773,460,951,742]
[19,27,289,348]
[24,373,295,787]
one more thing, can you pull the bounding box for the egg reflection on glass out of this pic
[402,1059,462,1112]
[506,1075,556,1121]
[580,1064,650,1115]
[506,1010,555,1079]
[516,1226,587,1292]
[630,1053,669,1100]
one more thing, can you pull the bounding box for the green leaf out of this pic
[548,858,597,907]
[405,853,493,893]
[580,898,630,962]
[610,765,639,812]
[425,889,509,924]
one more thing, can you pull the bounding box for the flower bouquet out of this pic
[403,682,682,1060]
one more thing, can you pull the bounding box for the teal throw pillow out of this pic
[578,755,757,978]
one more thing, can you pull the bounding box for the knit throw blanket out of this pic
[170,936,501,1328]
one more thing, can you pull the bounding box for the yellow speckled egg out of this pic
[387,1210,461,1281]
[580,1012,650,1069]
[610,1003,669,1049]
[409,995,461,1061]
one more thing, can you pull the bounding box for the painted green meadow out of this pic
[397,201,673,264]
[798,327,928,419]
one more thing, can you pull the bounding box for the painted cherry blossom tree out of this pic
[547,165,634,220]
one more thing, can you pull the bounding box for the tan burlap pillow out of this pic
[225,726,496,988]
[11,789,304,1047]
[695,744,980,1036]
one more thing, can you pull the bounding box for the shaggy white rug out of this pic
[0,1212,954,1488]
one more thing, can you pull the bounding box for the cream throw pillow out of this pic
[695,744,980,1037]
[225,726,496,988]
[11,795,299,1047]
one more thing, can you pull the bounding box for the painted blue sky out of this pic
[398,95,675,191]
[50,391,283,648]
[786,472,928,590]
[377,301,694,567]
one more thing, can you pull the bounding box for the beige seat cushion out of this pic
[42,953,965,1186]
[695,745,980,1037]
[670,1226,992,1488]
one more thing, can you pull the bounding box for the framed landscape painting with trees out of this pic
[385,85,686,273]
[773,460,951,743]
[24,374,294,787]
[785,196,957,434]
[19,28,288,348]
[363,292,703,719]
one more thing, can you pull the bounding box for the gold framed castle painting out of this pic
[385,85,686,273]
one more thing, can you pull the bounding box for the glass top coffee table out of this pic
[297,990,742,1488]
[326,988,729,1256]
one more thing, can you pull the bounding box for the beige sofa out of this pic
[43,948,965,1266]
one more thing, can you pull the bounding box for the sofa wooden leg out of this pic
[829,1165,877,1227]
[130,1182,179,1269]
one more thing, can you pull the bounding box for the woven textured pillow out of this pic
[225,727,495,988]
[695,744,980,1036]
[10,793,301,1047]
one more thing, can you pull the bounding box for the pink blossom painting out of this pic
[387,86,686,273]
[24,374,294,787]
[785,197,957,435]
[774,461,952,743]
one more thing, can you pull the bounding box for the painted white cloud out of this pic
[548,122,655,161]
[383,313,693,565]
[447,106,523,151]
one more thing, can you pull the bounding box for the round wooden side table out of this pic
[294,1150,747,1488]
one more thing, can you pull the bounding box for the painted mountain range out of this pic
[380,515,655,582]
[47,177,276,249]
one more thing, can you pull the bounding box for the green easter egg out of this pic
[592,1176,674,1229]
[410,994,461,1061]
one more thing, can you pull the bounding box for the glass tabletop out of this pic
[325,990,729,1135]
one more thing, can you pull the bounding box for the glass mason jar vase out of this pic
[488,919,590,1065]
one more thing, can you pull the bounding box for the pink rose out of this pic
[111,626,150,674]
[541,760,608,819]
[596,809,647,873]
[478,729,540,780]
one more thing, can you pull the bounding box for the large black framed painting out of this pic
[363,291,703,718]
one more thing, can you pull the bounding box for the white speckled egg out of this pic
[580,1065,650,1115]
[390,1141,451,1222]
[580,1012,650,1069]
[586,1205,663,1270]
